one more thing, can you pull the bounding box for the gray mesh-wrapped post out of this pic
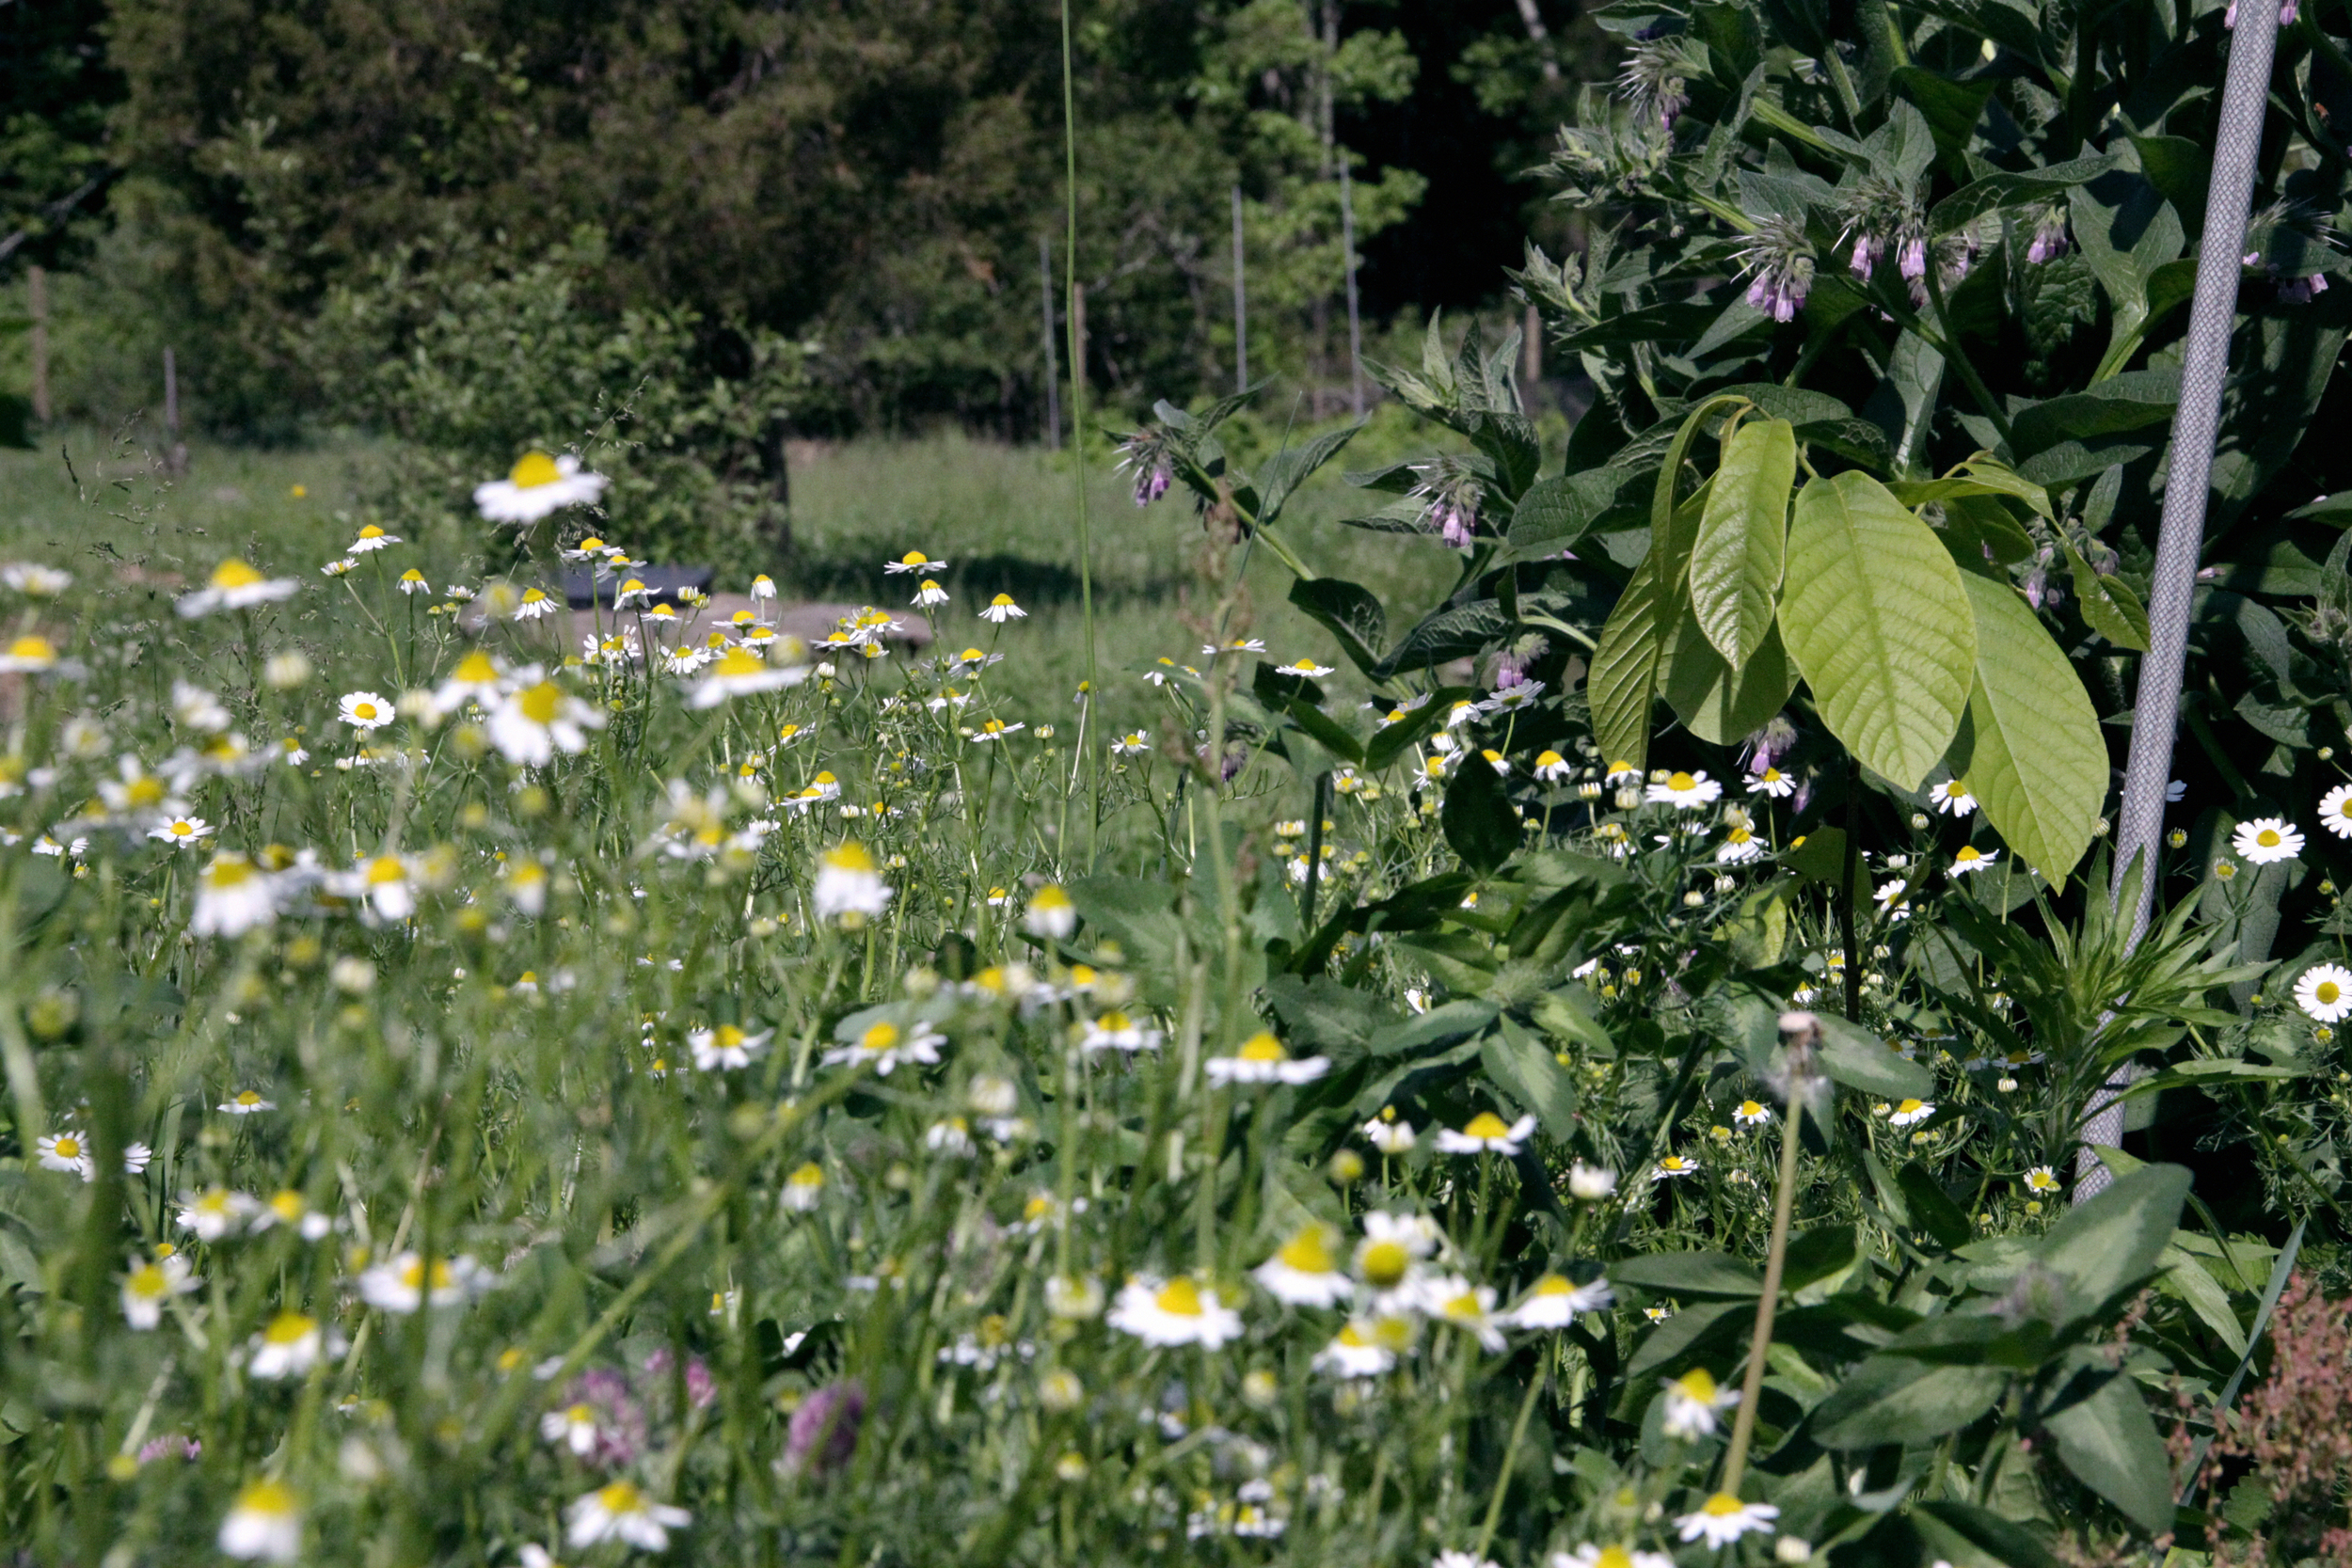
[2078,0,2280,1202]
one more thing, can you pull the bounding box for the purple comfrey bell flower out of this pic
[1735,217,1816,324]
[1898,233,1929,282]
[2026,209,2070,264]
[1116,432,1175,507]
[2280,273,2331,304]
[2226,0,2299,27]
[786,1379,866,1476]
[1849,231,1881,277]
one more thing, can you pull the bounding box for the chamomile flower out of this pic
[1569,1163,1618,1200]
[782,1162,826,1211]
[396,568,431,595]
[474,451,608,524]
[37,1131,92,1176]
[1507,1273,1613,1328]
[813,842,894,922]
[1081,1011,1162,1052]
[178,559,298,617]
[1434,1111,1535,1156]
[978,594,1027,624]
[1677,1494,1778,1547]
[1312,1319,1403,1377]
[565,1481,691,1552]
[1553,1544,1675,1568]
[688,647,810,708]
[1651,1154,1699,1181]
[488,680,607,766]
[0,635,80,673]
[219,1480,304,1561]
[1482,681,1546,714]
[2024,1165,2061,1194]
[689,1022,772,1070]
[1534,751,1573,784]
[339,690,394,731]
[820,1019,944,1075]
[1888,1098,1935,1128]
[1747,766,1795,799]
[1950,845,1998,876]
[1716,826,1763,863]
[1432,1551,1502,1568]
[541,1401,603,1455]
[1111,731,1151,756]
[1427,1278,1505,1352]
[1025,883,1077,939]
[1647,769,1722,808]
[1,562,72,594]
[246,1312,345,1379]
[1733,1099,1772,1127]
[1362,1114,1416,1154]
[180,1187,261,1240]
[220,1088,277,1115]
[1929,780,1977,816]
[1254,1226,1354,1307]
[356,1252,494,1313]
[250,1189,333,1240]
[1107,1275,1245,1348]
[149,816,213,847]
[193,852,281,937]
[1204,1031,1330,1085]
[1660,1367,1739,1438]
[968,718,1025,742]
[512,587,561,620]
[2320,783,2352,838]
[910,578,949,609]
[121,1253,199,1329]
[1202,637,1266,657]
[2296,962,2352,1022]
[2234,817,2304,864]
[885,549,947,575]
[1279,657,1336,678]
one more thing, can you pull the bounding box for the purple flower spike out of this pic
[787,1380,866,1478]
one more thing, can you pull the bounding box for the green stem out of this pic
[1471,1361,1548,1560]
[1721,1067,1805,1494]
[1057,0,1101,871]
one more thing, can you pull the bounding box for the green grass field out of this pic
[0,426,1462,738]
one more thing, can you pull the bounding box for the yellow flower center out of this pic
[270,1191,305,1222]
[713,648,766,679]
[354,702,378,720]
[860,1022,900,1054]
[54,1135,80,1159]
[1597,1548,1635,1568]
[263,1312,316,1345]
[510,451,563,488]
[8,636,55,661]
[1360,1240,1409,1288]
[210,560,266,590]
[234,1481,298,1518]
[1153,1278,1205,1317]
[596,1480,644,1514]
[1675,1368,1719,1402]
[1702,1492,1744,1518]
[1896,1099,1926,1116]
[1461,1112,1511,1140]
[714,1025,745,1047]
[1608,760,1634,774]
[127,778,166,806]
[1955,847,1982,863]
[236,1091,264,1107]
[1276,1229,1335,1275]
[2259,829,2283,847]
[1727,827,1752,844]
[1667,771,1697,791]
[824,841,875,872]
[900,551,929,566]
[1095,1011,1131,1033]
[990,594,1015,607]
[126,1264,167,1299]
[517,682,564,724]
[1236,1032,1286,1062]
[1529,1274,1570,1296]
[169,820,197,837]
[787,1162,823,1188]
[365,857,405,886]
[1335,1323,1373,1348]
[1740,1101,1764,1117]
[2321,982,2343,1005]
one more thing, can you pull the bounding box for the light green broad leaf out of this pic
[1951,572,2108,881]
[1780,472,1976,790]
[1689,417,1795,666]
[1590,481,1708,772]
[1660,610,1800,745]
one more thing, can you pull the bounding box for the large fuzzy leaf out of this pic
[1689,417,1795,666]
[1780,473,1976,790]
[1659,611,1799,744]
[1950,572,2108,881]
